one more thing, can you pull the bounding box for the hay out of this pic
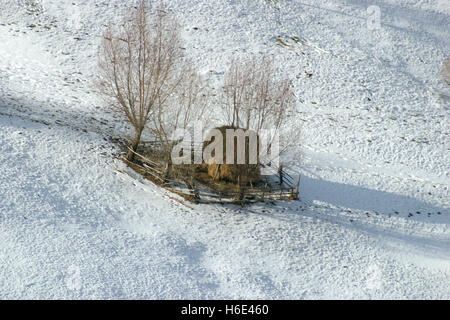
[203,126,260,184]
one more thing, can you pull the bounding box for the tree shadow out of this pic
[300,174,449,224]
[243,174,449,262]
[0,93,131,142]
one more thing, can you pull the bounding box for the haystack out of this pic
[203,126,260,185]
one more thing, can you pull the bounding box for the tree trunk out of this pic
[163,151,172,182]
[126,127,144,161]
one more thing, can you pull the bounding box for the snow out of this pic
[0,0,449,299]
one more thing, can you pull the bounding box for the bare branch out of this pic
[96,1,187,160]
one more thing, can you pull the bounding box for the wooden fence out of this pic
[123,143,300,204]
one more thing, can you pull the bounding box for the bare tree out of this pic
[96,1,183,161]
[221,55,298,170]
[222,55,295,135]
[150,62,210,158]
[219,55,301,176]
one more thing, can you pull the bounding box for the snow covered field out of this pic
[0,0,449,299]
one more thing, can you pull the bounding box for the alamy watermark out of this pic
[64,2,82,31]
[170,122,280,176]
[367,5,381,30]
[366,263,383,290]
[66,265,81,291]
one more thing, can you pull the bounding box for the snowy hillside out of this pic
[0,0,449,299]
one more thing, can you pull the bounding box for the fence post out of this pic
[278,165,284,186]
[295,175,301,200]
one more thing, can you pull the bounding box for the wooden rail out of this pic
[122,143,300,204]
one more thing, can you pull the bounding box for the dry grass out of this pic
[203,126,260,185]
[125,142,298,203]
